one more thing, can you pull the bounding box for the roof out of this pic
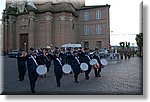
[78,4,111,10]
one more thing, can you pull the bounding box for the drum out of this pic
[80,63,89,71]
[100,59,108,65]
[36,65,47,75]
[90,59,98,65]
[62,64,72,74]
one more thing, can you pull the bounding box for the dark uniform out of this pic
[52,53,64,87]
[93,52,102,77]
[65,51,72,65]
[36,53,52,72]
[82,52,92,80]
[27,54,39,93]
[17,54,27,81]
[71,51,81,83]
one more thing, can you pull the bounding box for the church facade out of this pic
[2,0,110,52]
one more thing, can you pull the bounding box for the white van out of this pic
[61,44,81,50]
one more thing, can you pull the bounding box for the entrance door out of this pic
[20,34,28,51]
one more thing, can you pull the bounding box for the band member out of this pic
[65,47,72,66]
[59,48,67,65]
[27,48,39,93]
[93,48,102,77]
[52,50,64,87]
[41,49,52,72]
[71,51,81,83]
[16,51,27,81]
[83,48,92,80]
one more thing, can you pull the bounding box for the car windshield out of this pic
[99,49,105,52]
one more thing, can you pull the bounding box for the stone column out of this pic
[3,19,8,53]
[8,15,15,51]
[45,13,53,48]
[28,12,35,50]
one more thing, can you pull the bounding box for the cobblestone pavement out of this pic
[2,56,143,95]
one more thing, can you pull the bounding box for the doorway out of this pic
[20,34,28,51]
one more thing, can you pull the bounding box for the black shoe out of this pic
[85,76,89,80]
[57,84,61,87]
[19,78,23,81]
[95,75,98,77]
[98,74,101,77]
[75,80,79,83]
[31,89,35,93]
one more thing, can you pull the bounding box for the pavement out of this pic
[1,55,143,95]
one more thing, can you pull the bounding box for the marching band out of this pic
[16,47,107,93]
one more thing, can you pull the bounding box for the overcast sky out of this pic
[0,0,142,46]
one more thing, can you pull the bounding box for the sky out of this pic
[0,0,142,46]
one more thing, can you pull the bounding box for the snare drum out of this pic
[62,64,72,74]
[36,65,47,78]
[80,63,89,71]
[90,59,98,65]
[100,59,108,65]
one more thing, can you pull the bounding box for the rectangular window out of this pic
[96,25,102,34]
[96,10,102,19]
[83,11,90,21]
[84,41,89,48]
[96,41,102,49]
[84,26,90,35]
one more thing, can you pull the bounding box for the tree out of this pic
[135,33,143,56]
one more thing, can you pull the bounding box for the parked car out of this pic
[8,50,21,58]
[0,51,4,56]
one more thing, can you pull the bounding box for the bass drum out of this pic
[90,59,98,65]
[80,63,89,71]
[62,64,72,74]
[100,59,108,65]
[36,65,47,75]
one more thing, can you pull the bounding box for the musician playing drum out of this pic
[71,51,81,83]
[26,48,39,93]
[93,48,102,77]
[83,48,92,80]
[42,49,52,72]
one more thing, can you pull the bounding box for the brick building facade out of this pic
[2,0,110,52]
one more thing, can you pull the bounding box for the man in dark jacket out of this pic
[93,48,102,77]
[82,48,92,80]
[17,51,27,81]
[52,50,64,87]
[27,49,39,93]
[71,51,81,83]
